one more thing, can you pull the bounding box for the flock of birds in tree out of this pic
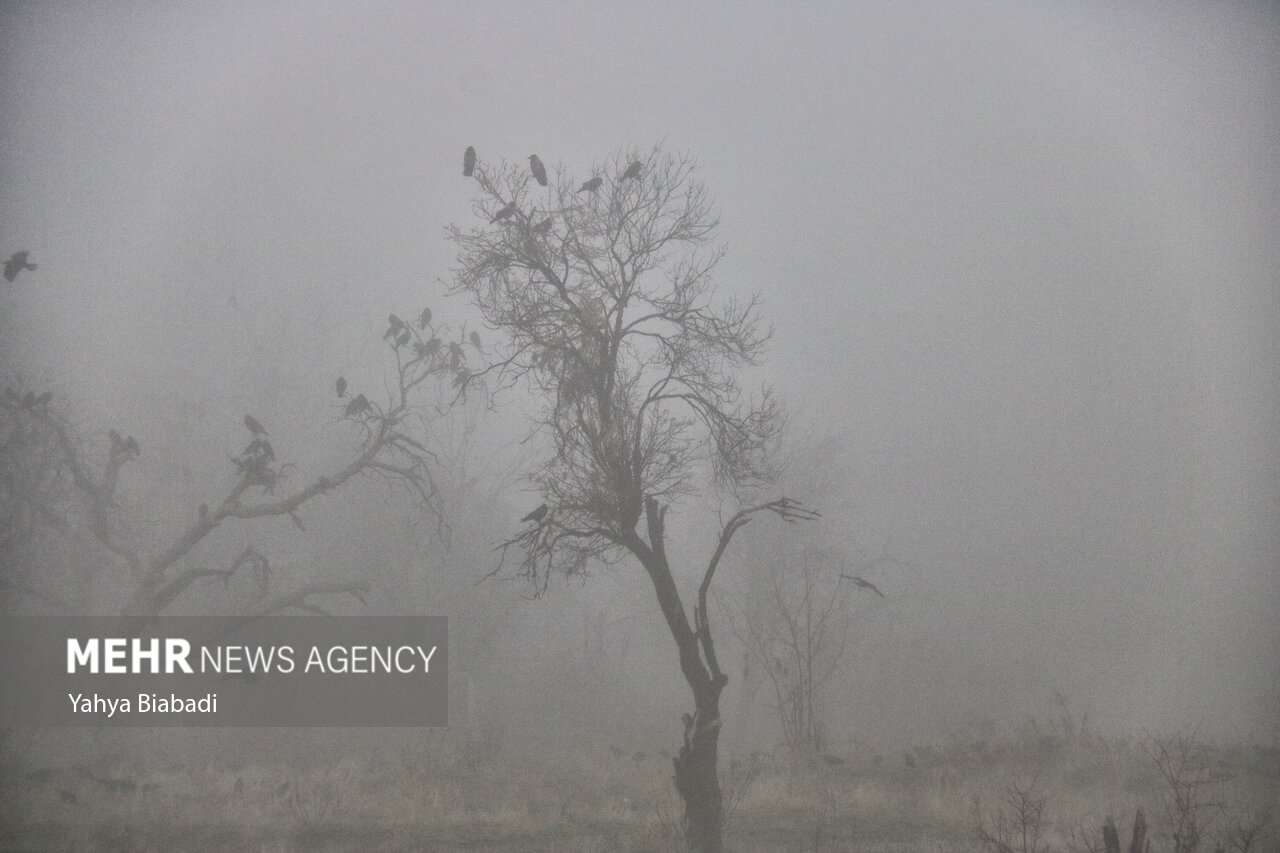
[327,304,480,421]
[462,146,642,233]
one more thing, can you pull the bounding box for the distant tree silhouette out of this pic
[0,299,471,622]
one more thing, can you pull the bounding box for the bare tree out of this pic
[974,777,1052,853]
[0,307,469,622]
[449,145,818,852]
[724,550,888,753]
[1143,729,1231,853]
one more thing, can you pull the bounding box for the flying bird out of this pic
[578,176,602,193]
[839,575,886,598]
[491,201,517,223]
[621,160,642,180]
[532,216,553,233]
[521,503,548,523]
[528,154,548,187]
[463,146,476,177]
[243,415,268,436]
[335,377,347,398]
[4,251,36,283]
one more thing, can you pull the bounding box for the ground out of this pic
[1,731,1276,852]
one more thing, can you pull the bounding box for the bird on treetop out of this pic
[244,415,267,435]
[463,146,476,177]
[578,176,602,193]
[528,154,548,187]
[336,377,347,398]
[492,201,517,223]
[621,160,642,180]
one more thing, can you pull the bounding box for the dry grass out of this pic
[0,731,1275,852]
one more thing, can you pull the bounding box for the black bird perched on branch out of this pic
[463,146,476,177]
[491,201,517,223]
[4,251,37,283]
[418,307,433,328]
[335,377,347,398]
[578,176,602,193]
[344,393,370,416]
[528,154,548,187]
[621,160,642,180]
[243,415,267,436]
[521,503,548,523]
[533,216,553,233]
[839,575,885,598]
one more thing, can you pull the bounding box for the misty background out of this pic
[1,0,1276,761]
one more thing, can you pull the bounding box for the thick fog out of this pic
[2,0,1277,761]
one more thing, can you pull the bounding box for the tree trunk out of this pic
[674,700,724,852]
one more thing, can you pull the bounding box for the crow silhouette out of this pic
[621,160,642,180]
[528,154,548,187]
[491,201,517,223]
[4,251,36,283]
[532,216,553,233]
[335,377,347,398]
[839,575,885,598]
[578,176,602,193]
[521,503,548,523]
[463,146,476,177]
[469,330,481,348]
[418,307,433,328]
[345,393,370,416]
[243,415,267,436]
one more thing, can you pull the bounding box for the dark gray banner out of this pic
[0,616,447,727]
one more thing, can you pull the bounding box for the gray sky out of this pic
[2,1,1277,742]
